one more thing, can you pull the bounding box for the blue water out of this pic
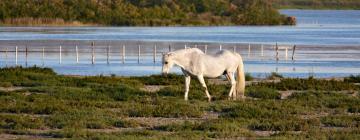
[0,10,359,77]
[0,10,360,45]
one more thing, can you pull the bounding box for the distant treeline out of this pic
[0,0,295,26]
[273,0,360,9]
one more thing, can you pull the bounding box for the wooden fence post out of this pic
[275,42,279,61]
[233,46,236,53]
[285,47,288,60]
[42,47,45,66]
[59,46,62,64]
[91,42,95,64]
[153,44,157,63]
[168,45,171,52]
[107,45,111,64]
[25,46,28,66]
[248,43,251,57]
[204,45,207,54]
[138,45,141,63]
[292,45,296,61]
[15,46,18,65]
[76,45,79,64]
[122,45,125,64]
[5,48,8,66]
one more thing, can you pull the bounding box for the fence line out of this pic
[0,43,296,66]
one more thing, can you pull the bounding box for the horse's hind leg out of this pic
[184,75,191,101]
[197,75,211,102]
[227,72,237,100]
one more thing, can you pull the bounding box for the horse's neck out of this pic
[172,49,201,69]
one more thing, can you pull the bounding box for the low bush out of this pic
[321,115,360,127]
[344,75,360,83]
[246,87,281,99]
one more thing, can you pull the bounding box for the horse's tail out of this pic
[236,56,246,99]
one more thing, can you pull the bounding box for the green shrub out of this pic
[114,120,141,128]
[246,87,281,99]
[245,73,254,81]
[321,115,360,127]
[344,75,360,83]
[249,118,319,131]
[0,82,12,87]
[0,114,46,130]
[267,72,283,80]
[255,78,358,91]
[127,99,203,118]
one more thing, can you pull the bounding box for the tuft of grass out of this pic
[245,73,254,81]
[0,82,12,87]
[248,118,320,131]
[321,115,360,127]
[114,119,141,128]
[255,78,358,91]
[246,87,281,99]
[0,114,46,130]
[344,75,360,83]
[267,72,283,80]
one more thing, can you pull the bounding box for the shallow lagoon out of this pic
[0,10,359,77]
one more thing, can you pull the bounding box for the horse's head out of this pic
[162,52,175,75]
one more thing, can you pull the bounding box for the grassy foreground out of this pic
[0,67,359,139]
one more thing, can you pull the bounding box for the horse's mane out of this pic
[172,48,204,55]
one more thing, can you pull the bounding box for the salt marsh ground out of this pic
[0,67,359,139]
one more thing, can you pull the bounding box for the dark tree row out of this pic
[0,0,295,26]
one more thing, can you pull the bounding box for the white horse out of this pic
[162,48,245,101]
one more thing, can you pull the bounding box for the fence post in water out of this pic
[292,45,296,61]
[15,46,18,65]
[76,45,79,64]
[91,42,95,64]
[5,48,8,66]
[285,47,288,60]
[248,43,251,58]
[261,44,264,57]
[42,47,45,66]
[153,44,157,63]
[107,45,110,64]
[25,46,28,66]
[138,45,141,63]
[59,46,62,64]
[204,45,207,54]
[168,45,171,52]
[122,45,125,64]
[275,42,279,61]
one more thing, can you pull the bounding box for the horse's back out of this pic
[213,50,241,60]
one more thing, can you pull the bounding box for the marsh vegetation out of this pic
[0,0,294,26]
[0,67,359,139]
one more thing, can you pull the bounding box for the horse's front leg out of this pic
[197,75,211,102]
[227,72,237,100]
[184,75,191,101]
